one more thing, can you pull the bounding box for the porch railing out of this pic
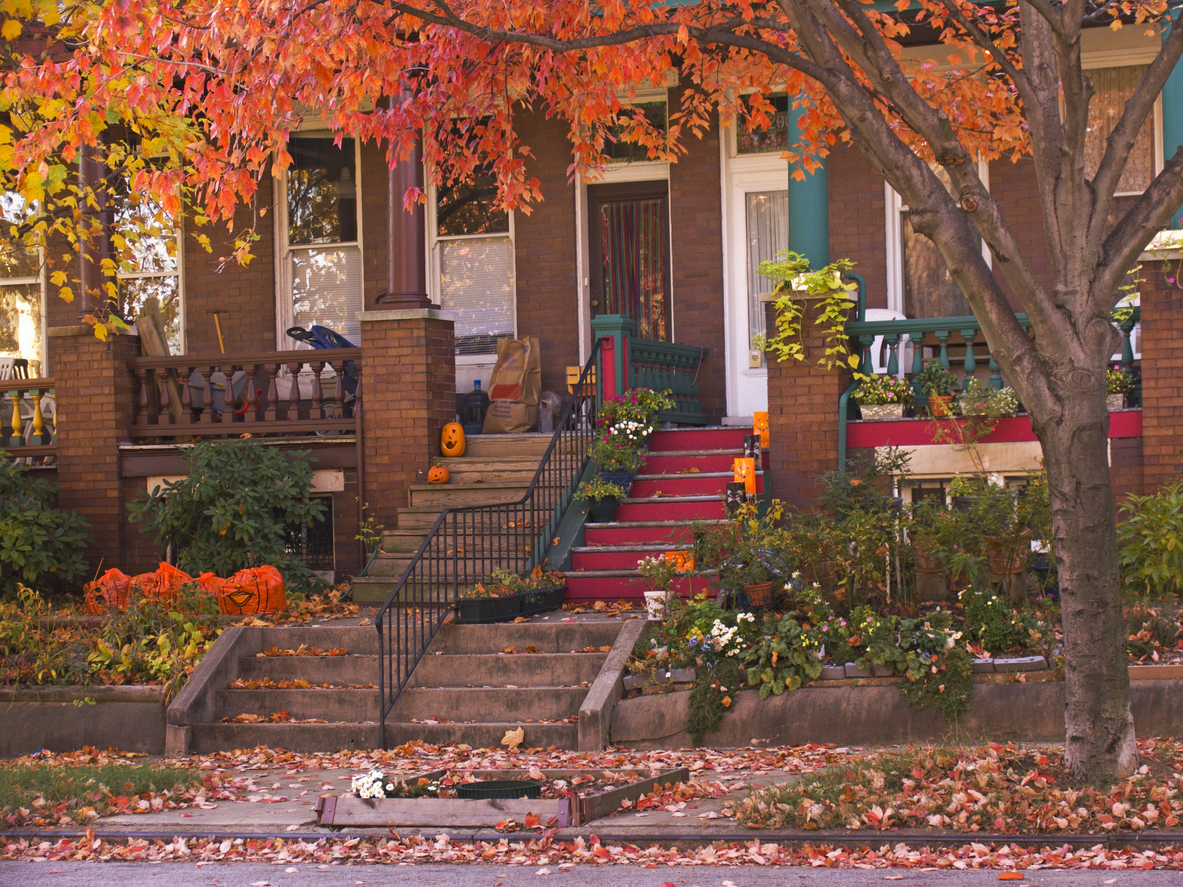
[126,348,360,439]
[373,340,603,747]
[2,378,56,462]
[591,314,708,424]
[840,307,1142,461]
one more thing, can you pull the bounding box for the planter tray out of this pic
[456,585,567,623]
[314,767,687,828]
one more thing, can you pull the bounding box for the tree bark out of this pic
[1031,377,1136,778]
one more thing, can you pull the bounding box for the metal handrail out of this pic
[373,340,603,747]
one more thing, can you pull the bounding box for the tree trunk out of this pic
[1032,382,1136,779]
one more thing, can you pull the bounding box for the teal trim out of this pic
[542,462,599,571]
[591,314,636,399]
[1165,6,1183,227]
[787,103,830,268]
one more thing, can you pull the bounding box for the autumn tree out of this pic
[3,0,1182,776]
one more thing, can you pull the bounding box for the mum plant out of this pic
[1107,366,1137,396]
[852,374,914,407]
[573,475,628,501]
[596,388,675,427]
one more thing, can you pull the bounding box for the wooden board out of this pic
[316,795,570,828]
[136,298,184,424]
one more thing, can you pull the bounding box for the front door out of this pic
[588,182,671,341]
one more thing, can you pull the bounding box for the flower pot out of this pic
[958,395,988,416]
[521,584,567,616]
[743,581,774,608]
[598,469,635,493]
[1106,393,1125,411]
[859,403,904,421]
[456,593,524,624]
[644,589,674,620]
[911,542,944,574]
[985,535,1031,575]
[586,496,620,523]
[928,395,954,417]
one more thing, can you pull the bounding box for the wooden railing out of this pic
[2,378,56,462]
[126,349,360,439]
[591,314,708,424]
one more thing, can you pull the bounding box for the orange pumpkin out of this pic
[440,421,466,457]
[428,464,450,484]
[218,566,286,615]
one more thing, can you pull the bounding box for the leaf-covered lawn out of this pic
[736,739,1183,835]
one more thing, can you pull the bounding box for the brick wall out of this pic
[49,327,141,569]
[985,159,1053,306]
[829,146,889,310]
[1137,261,1183,491]
[763,300,852,507]
[360,310,456,530]
[669,100,727,422]
[513,115,581,398]
[183,175,277,353]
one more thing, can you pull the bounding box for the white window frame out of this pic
[426,176,518,374]
[0,247,46,377]
[274,133,364,350]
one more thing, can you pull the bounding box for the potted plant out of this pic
[755,251,860,371]
[1107,366,1136,410]
[956,377,1020,418]
[719,545,780,608]
[456,566,567,622]
[853,374,914,420]
[574,474,628,522]
[916,361,959,416]
[587,414,651,485]
[636,554,680,620]
[596,388,675,430]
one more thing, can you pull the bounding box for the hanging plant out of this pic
[754,251,860,371]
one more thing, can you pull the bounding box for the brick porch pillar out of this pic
[47,325,141,568]
[359,308,456,531]
[1137,260,1183,491]
[763,298,853,509]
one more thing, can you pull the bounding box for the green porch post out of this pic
[590,314,636,400]
[1165,7,1183,228]
[787,103,830,268]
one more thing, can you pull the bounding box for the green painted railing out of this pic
[839,306,1141,465]
[591,314,708,425]
[3,380,56,454]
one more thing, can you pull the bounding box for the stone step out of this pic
[216,688,379,721]
[238,654,380,685]
[391,686,588,722]
[565,572,713,602]
[188,722,380,755]
[381,720,579,750]
[363,554,531,579]
[248,625,380,656]
[408,482,544,508]
[349,577,457,607]
[455,433,554,459]
[409,652,605,688]
[430,621,622,653]
[379,530,428,554]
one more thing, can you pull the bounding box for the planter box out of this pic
[456,594,523,624]
[521,585,567,616]
[859,403,904,421]
[1,685,166,757]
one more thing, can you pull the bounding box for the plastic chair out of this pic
[862,309,911,378]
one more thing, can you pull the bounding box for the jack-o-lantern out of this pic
[440,422,466,457]
[428,464,450,484]
[218,566,286,615]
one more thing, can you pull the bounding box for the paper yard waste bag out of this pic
[482,336,542,433]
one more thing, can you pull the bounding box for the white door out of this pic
[723,160,788,419]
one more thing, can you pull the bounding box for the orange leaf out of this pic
[998,874,1024,881]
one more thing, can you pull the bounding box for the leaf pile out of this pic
[736,740,1183,834]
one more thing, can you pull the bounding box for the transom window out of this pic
[736,94,790,155]
[0,193,44,377]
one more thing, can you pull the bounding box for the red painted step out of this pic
[630,473,764,498]
[582,523,710,546]
[572,548,687,571]
[614,498,726,522]
[649,428,748,452]
[565,573,711,602]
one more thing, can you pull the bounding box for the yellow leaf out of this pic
[1,19,21,40]
[93,323,108,342]
[848,354,860,368]
[501,727,524,751]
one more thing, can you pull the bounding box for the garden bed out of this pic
[314,767,687,828]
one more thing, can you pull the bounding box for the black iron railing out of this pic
[374,340,603,746]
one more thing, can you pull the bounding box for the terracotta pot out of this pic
[743,581,774,608]
[986,534,1031,575]
[928,395,954,417]
[911,542,944,575]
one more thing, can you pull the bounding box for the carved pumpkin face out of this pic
[428,464,450,484]
[440,422,466,457]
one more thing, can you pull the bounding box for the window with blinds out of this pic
[0,194,44,376]
[744,190,788,349]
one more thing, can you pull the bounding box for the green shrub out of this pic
[1118,483,1183,598]
[127,440,327,596]
[0,456,91,596]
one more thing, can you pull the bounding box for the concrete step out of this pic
[188,722,380,754]
[363,554,530,579]
[396,506,540,531]
[430,621,622,653]
[409,652,606,688]
[249,625,380,656]
[455,433,553,459]
[583,520,724,546]
[391,686,588,722]
[380,529,428,554]
[408,482,542,508]
[216,688,379,721]
[381,720,578,750]
[238,654,380,685]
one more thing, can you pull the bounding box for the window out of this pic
[736,94,789,155]
[744,190,788,350]
[0,194,44,376]
[432,167,514,355]
[606,101,669,163]
[1084,64,1157,195]
[282,136,362,345]
[112,166,183,352]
